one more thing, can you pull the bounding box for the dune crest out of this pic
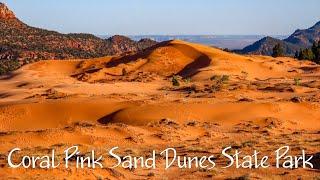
[1,40,320,179]
[71,40,309,83]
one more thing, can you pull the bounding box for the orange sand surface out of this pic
[0,40,319,179]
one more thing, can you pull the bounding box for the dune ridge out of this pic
[1,40,320,179]
[70,40,310,83]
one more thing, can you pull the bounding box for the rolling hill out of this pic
[0,3,156,74]
[239,21,320,56]
[72,39,302,83]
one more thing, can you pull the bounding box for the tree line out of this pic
[272,41,320,64]
[294,41,320,63]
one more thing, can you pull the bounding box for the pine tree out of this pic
[298,49,303,60]
[311,41,320,63]
[294,51,299,59]
[306,49,315,60]
[312,41,318,53]
[299,49,315,60]
[272,43,283,57]
[317,41,320,62]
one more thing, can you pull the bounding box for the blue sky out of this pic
[2,0,320,35]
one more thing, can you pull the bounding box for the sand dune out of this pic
[71,40,309,83]
[0,40,318,132]
[1,100,319,132]
[0,40,319,179]
[108,102,320,130]
[0,99,131,131]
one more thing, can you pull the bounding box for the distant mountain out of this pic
[0,3,156,74]
[284,21,320,47]
[239,21,320,56]
[239,36,300,56]
[100,35,287,50]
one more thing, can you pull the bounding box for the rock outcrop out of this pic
[239,21,320,56]
[0,3,157,74]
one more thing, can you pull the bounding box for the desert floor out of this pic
[0,40,319,179]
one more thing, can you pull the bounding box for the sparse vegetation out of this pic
[122,68,127,76]
[241,71,249,79]
[171,75,192,87]
[294,77,301,86]
[171,75,181,87]
[210,74,230,91]
[221,75,230,82]
[295,41,320,64]
[0,59,20,75]
[184,77,191,84]
[223,48,231,52]
[210,75,229,83]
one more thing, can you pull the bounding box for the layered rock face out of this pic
[0,3,15,19]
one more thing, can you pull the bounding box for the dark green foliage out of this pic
[294,77,301,86]
[294,51,299,59]
[272,43,284,57]
[312,41,320,63]
[296,41,320,64]
[299,49,315,60]
[221,75,230,82]
[184,77,191,84]
[223,48,231,52]
[0,59,20,75]
[172,75,180,87]
[210,75,229,83]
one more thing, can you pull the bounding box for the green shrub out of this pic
[210,75,229,83]
[172,75,180,87]
[294,77,301,86]
[210,74,230,91]
[221,75,229,83]
[184,77,191,84]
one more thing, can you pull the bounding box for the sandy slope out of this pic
[74,40,309,82]
[0,40,319,179]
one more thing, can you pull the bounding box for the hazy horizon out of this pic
[1,0,320,36]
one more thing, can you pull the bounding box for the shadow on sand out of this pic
[97,109,123,124]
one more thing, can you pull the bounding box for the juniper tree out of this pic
[272,43,283,58]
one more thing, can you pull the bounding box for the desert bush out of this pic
[122,68,127,76]
[172,75,181,87]
[210,75,229,83]
[184,77,191,84]
[210,75,230,91]
[294,77,301,86]
[221,75,229,82]
[241,71,248,78]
